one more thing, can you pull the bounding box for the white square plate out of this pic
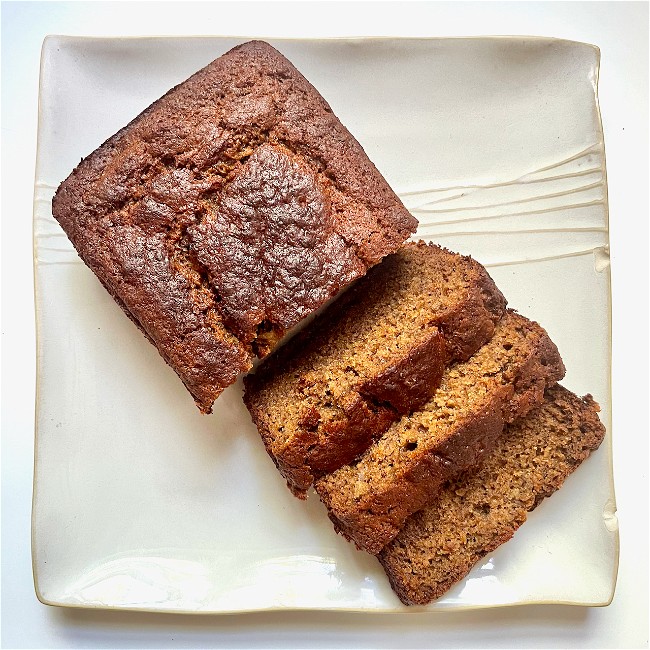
[33,36,618,613]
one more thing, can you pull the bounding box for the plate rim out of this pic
[31,34,618,614]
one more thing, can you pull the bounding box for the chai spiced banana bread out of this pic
[378,384,606,605]
[244,242,506,496]
[315,310,565,554]
[52,40,416,413]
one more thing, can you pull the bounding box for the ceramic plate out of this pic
[32,36,618,613]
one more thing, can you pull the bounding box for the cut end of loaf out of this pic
[378,384,606,605]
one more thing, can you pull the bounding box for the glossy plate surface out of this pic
[33,36,618,612]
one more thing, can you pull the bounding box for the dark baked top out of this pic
[378,385,605,605]
[315,311,566,555]
[52,40,417,412]
[244,242,506,496]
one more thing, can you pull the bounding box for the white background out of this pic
[1,2,648,648]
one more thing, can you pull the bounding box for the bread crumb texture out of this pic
[244,242,506,495]
[378,385,605,605]
[315,310,565,554]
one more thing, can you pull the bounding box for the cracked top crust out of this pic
[187,143,365,347]
[52,40,417,412]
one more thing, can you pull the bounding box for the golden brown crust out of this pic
[52,40,416,412]
[378,385,606,605]
[359,328,447,415]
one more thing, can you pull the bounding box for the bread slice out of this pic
[52,41,416,413]
[315,311,565,554]
[244,242,506,496]
[378,384,606,605]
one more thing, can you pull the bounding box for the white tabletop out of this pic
[2,2,648,648]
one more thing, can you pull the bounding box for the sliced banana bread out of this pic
[315,310,565,554]
[244,242,506,496]
[378,384,606,605]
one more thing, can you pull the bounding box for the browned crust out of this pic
[378,385,606,605]
[244,242,507,495]
[52,40,416,412]
[245,331,447,500]
[314,311,565,555]
[359,329,447,415]
[267,397,398,500]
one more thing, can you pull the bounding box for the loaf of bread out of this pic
[378,384,606,605]
[52,40,416,412]
[315,311,565,554]
[244,242,506,496]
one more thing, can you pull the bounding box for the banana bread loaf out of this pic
[315,311,565,554]
[52,40,416,412]
[378,384,606,605]
[244,242,506,496]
